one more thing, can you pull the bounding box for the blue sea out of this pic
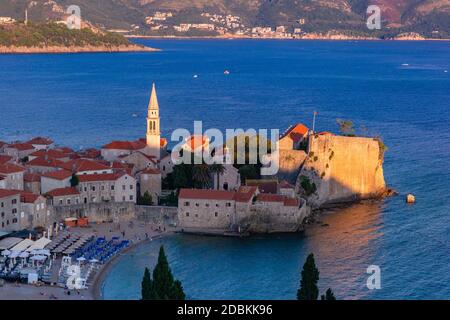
[1,39,450,299]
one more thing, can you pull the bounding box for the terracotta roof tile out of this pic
[41,170,72,180]
[77,172,126,183]
[246,180,278,194]
[0,189,21,198]
[102,140,146,151]
[7,142,35,151]
[0,163,26,174]
[61,159,110,173]
[27,156,65,168]
[20,191,40,203]
[46,187,79,197]
[0,155,13,165]
[141,168,161,175]
[27,137,53,145]
[280,123,309,143]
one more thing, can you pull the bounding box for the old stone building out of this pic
[23,173,41,194]
[19,191,50,229]
[138,168,161,204]
[46,187,81,206]
[77,172,136,204]
[0,189,21,231]
[0,163,25,190]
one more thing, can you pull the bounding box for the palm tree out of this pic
[209,163,225,190]
[192,164,211,189]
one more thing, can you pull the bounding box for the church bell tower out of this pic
[146,83,161,160]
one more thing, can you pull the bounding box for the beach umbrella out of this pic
[1,250,11,257]
[19,252,30,258]
[37,249,50,256]
[89,258,98,263]
[31,255,46,261]
[76,257,86,262]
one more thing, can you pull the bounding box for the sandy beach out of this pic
[0,218,175,300]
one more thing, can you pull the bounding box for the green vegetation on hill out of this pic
[0,22,132,47]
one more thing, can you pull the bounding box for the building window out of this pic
[215,212,218,217]
[185,212,189,217]
[91,186,96,191]
[195,214,198,218]
[12,199,17,204]
[1,202,3,208]
[130,195,134,201]
[226,202,231,207]
[130,185,133,190]
[195,203,199,207]
[215,204,219,207]
[67,199,71,205]
[59,199,63,205]
[111,185,115,191]
[184,202,190,206]
[12,209,17,214]
[205,203,209,207]
[12,218,18,224]
[0,212,3,218]
[122,185,126,191]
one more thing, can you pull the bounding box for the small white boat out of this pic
[401,63,409,66]
[193,74,199,78]
[132,113,138,118]
[224,70,230,75]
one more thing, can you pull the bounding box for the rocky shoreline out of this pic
[0,44,160,54]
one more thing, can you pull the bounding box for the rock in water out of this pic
[406,194,416,204]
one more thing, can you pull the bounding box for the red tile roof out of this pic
[256,193,286,203]
[20,191,40,203]
[24,173,41,182]
[46,187,79,197]
[280,123,309,143]
[41,170,72,180]
[179,188,235,201]
[0,155,13,165]
[77,172,126,183]
[27,137,53,145]
[0,163,26,174]
[27,156,65,168]
[102,140,146,151]
[235,186,258,202]
[77,148,101,159]
[7,142,34,151]
[185,135,208,151]
[61,159,111,173]
[30,149,69,159]
[0,189,21,198]
[141,168,161,175]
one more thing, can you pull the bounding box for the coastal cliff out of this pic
[0,45,158,54]
[296,134,387,208]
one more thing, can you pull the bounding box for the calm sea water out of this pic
[1,39,450,299]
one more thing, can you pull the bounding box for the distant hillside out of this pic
[0,22,157,53]
[1,0,449,38]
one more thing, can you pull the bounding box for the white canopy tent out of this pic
[8,250,21,259]
[10,239,35,252]
[26,238,52,252]
[0,237,23,250]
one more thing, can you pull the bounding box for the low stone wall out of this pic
[52,202,135,224]
[135,205,178,226]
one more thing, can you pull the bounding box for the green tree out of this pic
[70,174,79,187]
[139,191,153,206]
[141,246,185,300]
[192,164,211,189]
[141,267,152,300]
[297,253,320,300]
[321,288,336,300]
[336,119,355,136]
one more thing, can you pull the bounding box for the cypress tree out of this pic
[142,245,185,300]
[321,288,336,300]
[297,253,320,300]
[141,267,151,300]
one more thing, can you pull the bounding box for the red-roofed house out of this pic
[46,187,81,207]
[101,140,147,161]
[26,137,54,150]
[61,159,113,175]
[76,173,136,204]
[118,151,157,174]
[28,149,72,162]
[0,163,25,190]
[26,156,66,174]
[18,191,49,229]
[246,179,279,194]
[4,142,35,160]
[41,170,72,194]
[279,123,309,150]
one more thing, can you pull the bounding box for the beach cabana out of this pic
[10,239,35,252]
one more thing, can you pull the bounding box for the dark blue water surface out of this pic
[1,40,450,299]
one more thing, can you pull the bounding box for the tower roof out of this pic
[148,82,159,111]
